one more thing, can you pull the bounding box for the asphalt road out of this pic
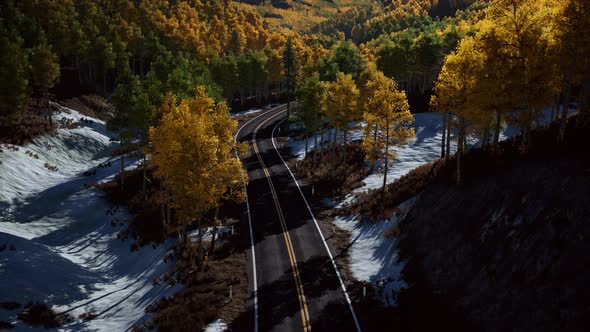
[233,105,360,332]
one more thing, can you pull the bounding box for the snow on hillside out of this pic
[333,198,415,306]
[286,112,521,193]
[230,108,263,119]
[0,105,177,331]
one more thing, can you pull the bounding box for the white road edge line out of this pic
[271,117,363,332]
[233,105,286,332]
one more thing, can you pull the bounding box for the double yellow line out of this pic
[252,108,312,332]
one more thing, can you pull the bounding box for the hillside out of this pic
[394,117,590,330]
[234,0,376,31]
[0,104,176,330]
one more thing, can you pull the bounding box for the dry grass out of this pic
[97,167,169,248]
[61,95,113,121]
[99,166,249,331]
[0,105,54,145]
[294,141,369,198]
[141,232,247,331]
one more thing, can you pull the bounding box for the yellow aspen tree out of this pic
[485,0,559,147]
[361,70,415,192]
[323,72,361,146]
[148,87,247,259]
[552,0,590,140]
[359,64,382,170]
[432,37,485,185]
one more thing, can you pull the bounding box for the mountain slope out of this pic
[396,118,590,331]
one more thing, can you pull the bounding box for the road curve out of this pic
[233,105,361,332]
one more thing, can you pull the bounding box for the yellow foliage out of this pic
[359,66,415,187]
[323,72,361,138]
[148,86,247,225]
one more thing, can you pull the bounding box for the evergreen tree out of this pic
[283,36,297,118]
[295,72,325,157]
[0,36,29,117]
[30,43,60,126]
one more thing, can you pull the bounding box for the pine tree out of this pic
[283,36,297,119]
[295,72,325,158]
[0,36,29,118]
[30,43,60,126]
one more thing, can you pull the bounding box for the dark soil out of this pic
[293,141,369,199]
[97,167,169,247]
[60,95,113,121]
[17,303,71,329]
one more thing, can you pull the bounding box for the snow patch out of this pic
[230,108,263,119]
[333,198,415,306]
[204,319,227,332]
[0,105,175,331]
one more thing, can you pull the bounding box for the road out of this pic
[233,105,361,332]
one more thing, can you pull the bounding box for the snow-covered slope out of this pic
[0,105,176,331]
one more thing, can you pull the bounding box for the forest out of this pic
[1,0,589,330]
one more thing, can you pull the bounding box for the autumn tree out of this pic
[149,87,247,261]
[323,72,361,146]
[361,68,415,192]
[431,37,485,185]
[485,0,560,147]
[552,0,590,140]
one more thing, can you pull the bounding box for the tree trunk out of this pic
[304,126,309,159]
[142,153,147,198]
[160,182,167,225]
[209,207,220,257]
[166,191,171,225]
[441,112,447,158]
[382,120,390,193]
[559,80,572,144]
[583,69,590,116]
[140,54,145,77]
[320,126,325,155]
[76,56,83,85]
[343,130,348,146]
[287,97,290,120]
[197,217,204,265]
[482,127,489,147]
[550,95,557,121]
[45,91,53,127]
[446,114,451,158]
[493,109,501,146]
[456,117,465,186]
[372,124,378,171]
[120,139,125,191]
[313,130,318,162]
[103,69,107,95]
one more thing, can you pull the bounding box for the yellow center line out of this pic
[252,107,312,332]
